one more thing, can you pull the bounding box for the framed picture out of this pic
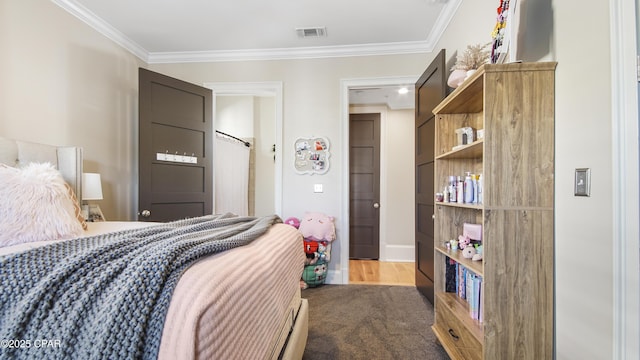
[294,136,330,175]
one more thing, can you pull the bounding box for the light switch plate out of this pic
[574,168,591,196]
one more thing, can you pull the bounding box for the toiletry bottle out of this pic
[443,186,449,203]
[456,176,464,204]
[472,174,478,204]
[448,176,457,203]
[477,174,483,204]
[464,172,474,203]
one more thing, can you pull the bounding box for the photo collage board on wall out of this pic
[294,137,330,175]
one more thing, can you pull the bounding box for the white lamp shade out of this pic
[82,173,103,201]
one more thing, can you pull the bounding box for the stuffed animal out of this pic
[317,241,331,262]
[301,262,327,288]
[298,212,336,242]
[462,246,476,259]
[284,217,300,229]
[472,244,483,261]
[303,240,320,265]
[299,212,335,288]
[458,234,471,249]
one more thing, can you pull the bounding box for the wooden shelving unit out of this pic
[431,62,556,360]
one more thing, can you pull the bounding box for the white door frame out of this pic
[610,0,639,358]
[340,76,418,284]
[203,81,283,217]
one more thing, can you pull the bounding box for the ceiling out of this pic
[348,85,416,110]
[53,0,460,109]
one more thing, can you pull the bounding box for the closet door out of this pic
[415,50,447,303]
[349,113,381,259]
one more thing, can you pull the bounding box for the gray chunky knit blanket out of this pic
[0,213,280,360]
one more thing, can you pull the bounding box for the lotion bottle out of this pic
[456,176,464,204]
[464,172,474,203]
[477,174,483,204]
[472,174,478,204]
[448,176,457,203]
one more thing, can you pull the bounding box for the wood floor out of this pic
[349,259,415,286]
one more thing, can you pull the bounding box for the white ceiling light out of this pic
[398,87,409,95]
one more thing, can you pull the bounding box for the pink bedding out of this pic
[159,222,305,359]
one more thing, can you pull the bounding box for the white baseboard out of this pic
[382,245,414,262]
[325,269,343,284]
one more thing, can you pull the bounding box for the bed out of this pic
[0,137,308,360]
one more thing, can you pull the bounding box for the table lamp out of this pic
[82,173,104,221]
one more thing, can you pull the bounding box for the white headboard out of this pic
[0,137,83,198]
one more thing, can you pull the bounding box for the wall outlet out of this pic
[313,184,323,193]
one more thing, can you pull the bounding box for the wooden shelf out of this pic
[435,202,483,210]
[433,62,559,115]
[433,66,485,114]
[436,139,483,160]
[435,245,483,276]
[432,62,556,360]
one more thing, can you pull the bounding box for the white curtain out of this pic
[214,134,250,216]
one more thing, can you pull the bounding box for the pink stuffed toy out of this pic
[298,212,336,242]
[284,217,300,229]
[458,234,471,250]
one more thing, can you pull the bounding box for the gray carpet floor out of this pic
[301,285,450,360]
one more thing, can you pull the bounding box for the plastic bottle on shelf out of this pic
[472,174,479,204]
[464,172,474,203]
[456,176,464,204]
[448,176,457,203]
[477,174,483,204]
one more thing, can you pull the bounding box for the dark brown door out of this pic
[138,68,213,222]
[415,50,447,303]
[349,113,381,259]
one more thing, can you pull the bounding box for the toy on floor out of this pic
[298,212,336,242]
[301,262,327,288]
[296,212,336,288]
[284,217,300,229]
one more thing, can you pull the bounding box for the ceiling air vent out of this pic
[296,27,327,38]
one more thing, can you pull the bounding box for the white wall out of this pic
[254,96,276,216]
[553,0,614,356]
[215,96,254,137]
[0,0,144,221]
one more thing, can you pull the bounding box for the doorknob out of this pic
[140,210,151,218]
[373,203,379,209]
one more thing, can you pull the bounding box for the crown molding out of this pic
[52,0,149,62]
[54,0,461,64]
[147,41,435,64]
[425,0,462,46]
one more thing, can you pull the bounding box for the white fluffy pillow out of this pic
[0,162,84,247]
